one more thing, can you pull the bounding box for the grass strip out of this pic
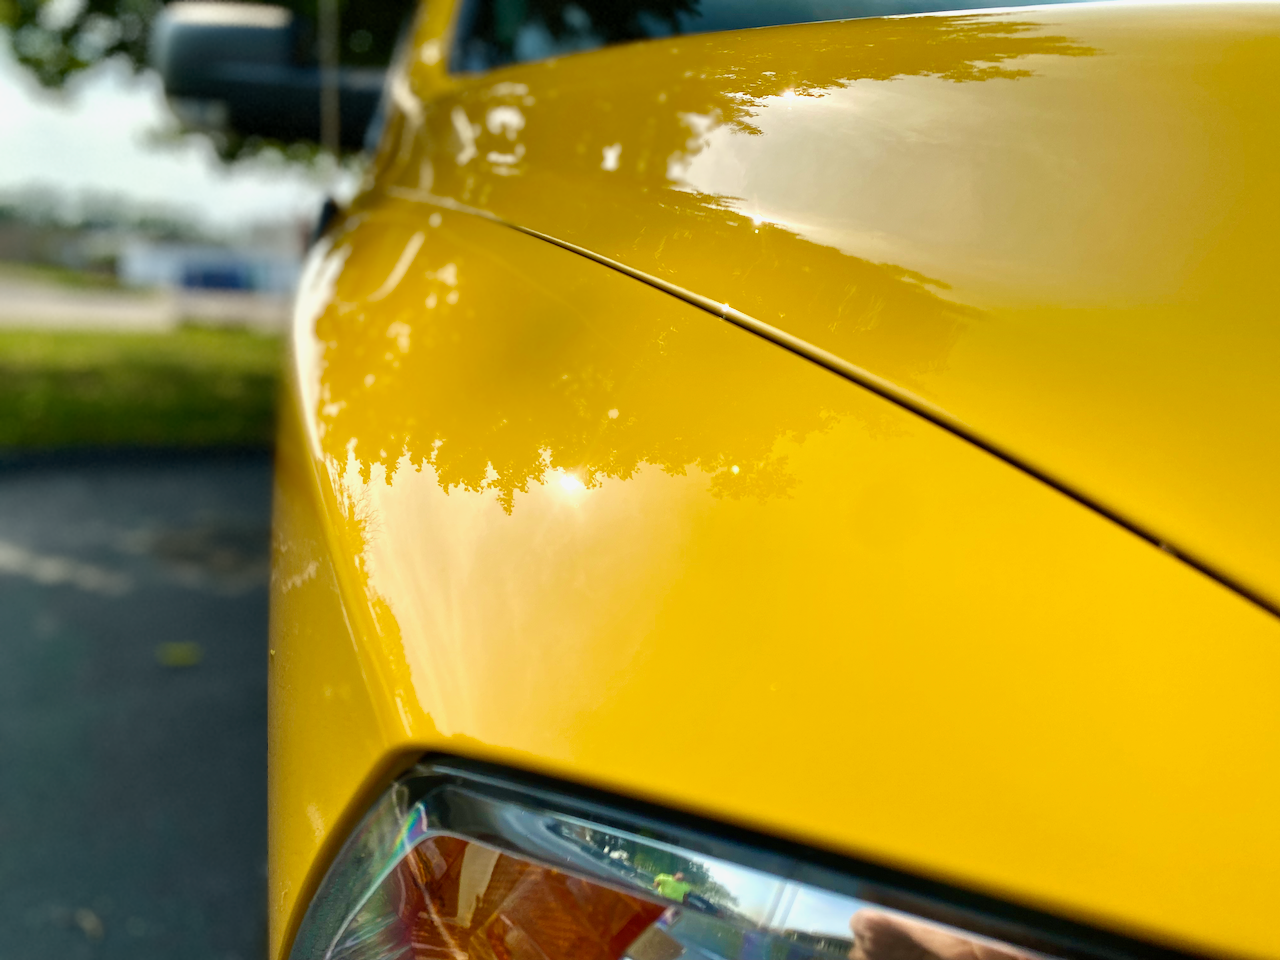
[0,326,282,449]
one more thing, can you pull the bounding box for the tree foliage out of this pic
[0,0,414,90]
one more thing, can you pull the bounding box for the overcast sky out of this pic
[0,43,335,231]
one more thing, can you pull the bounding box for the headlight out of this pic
[289,762,1158,960]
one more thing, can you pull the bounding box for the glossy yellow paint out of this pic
[371,1,1280,611]
[270,195,1280,960]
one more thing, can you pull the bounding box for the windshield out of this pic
[451,0,1092,71]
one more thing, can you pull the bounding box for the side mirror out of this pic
[151,2,385,150]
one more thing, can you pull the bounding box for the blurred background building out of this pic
[0,186,306,331]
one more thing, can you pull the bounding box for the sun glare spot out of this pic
[559,474,587,493]
[601,143,622,172]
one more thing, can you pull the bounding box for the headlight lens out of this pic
[289,763,1124,960]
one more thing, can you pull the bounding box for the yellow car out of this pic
[160,1,1280,959]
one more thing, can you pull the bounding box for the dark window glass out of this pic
[452,0,1091,71]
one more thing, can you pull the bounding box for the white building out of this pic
[118,240,301,295]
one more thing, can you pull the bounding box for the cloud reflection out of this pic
[376,14,1095,394]
[314,13,1099,509]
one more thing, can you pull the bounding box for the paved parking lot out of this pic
[0,269,290,332]
[0,452,273,960]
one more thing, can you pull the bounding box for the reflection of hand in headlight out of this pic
[851,911,1036,960]
[289,767,1072,960]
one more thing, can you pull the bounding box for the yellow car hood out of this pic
[269,8,1280,960]
[381,0,1280,611]
[278,198,1280,960]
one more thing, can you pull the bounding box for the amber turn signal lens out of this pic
[391,836,665,960]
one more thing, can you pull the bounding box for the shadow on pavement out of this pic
[0,450,272,960]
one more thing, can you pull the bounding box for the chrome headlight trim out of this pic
[288,758,1204,960]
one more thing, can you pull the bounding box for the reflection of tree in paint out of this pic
[452,0,1095,73]
[454,0,701,71]
[316,15,1099,505]
[310,207,867,510]
[375,14,1094,392]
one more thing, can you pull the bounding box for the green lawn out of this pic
[0,326,282,449]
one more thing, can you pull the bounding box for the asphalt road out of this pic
[0,452,273,960]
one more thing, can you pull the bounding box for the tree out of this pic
[0,0,413,91]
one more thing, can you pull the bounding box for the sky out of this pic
[0,42,339,231]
